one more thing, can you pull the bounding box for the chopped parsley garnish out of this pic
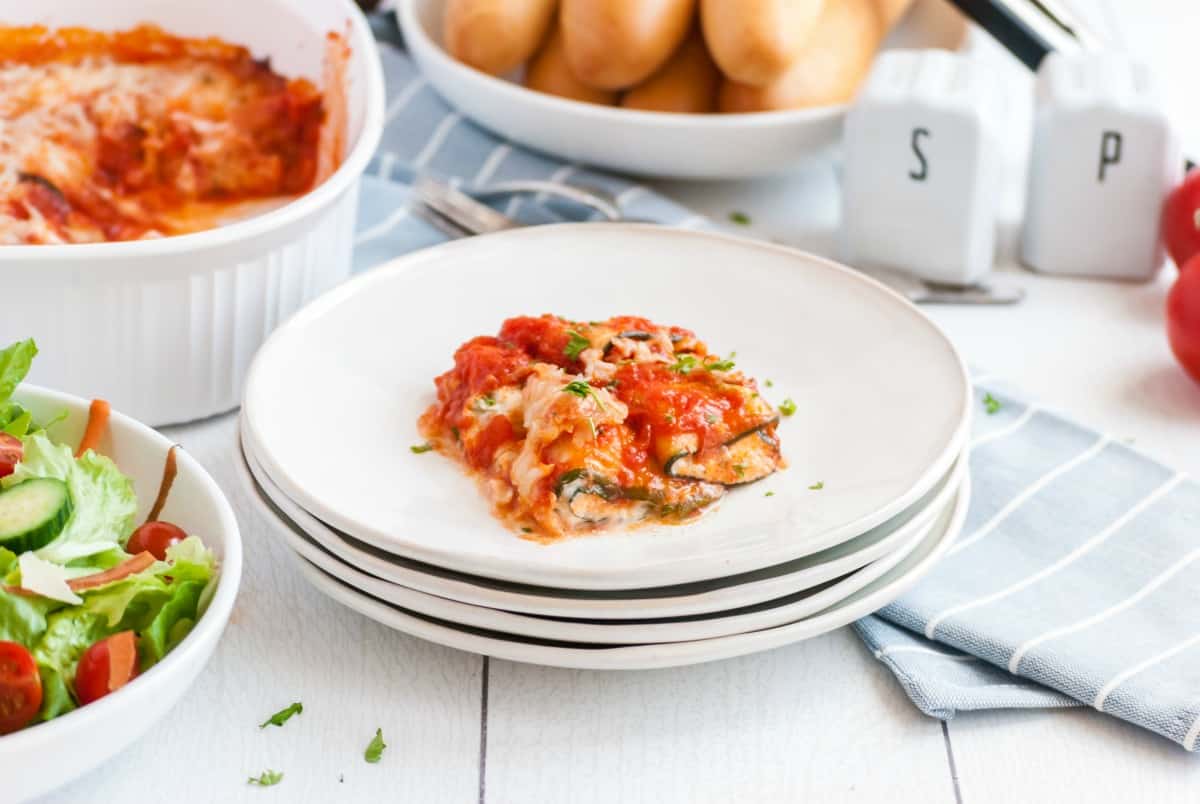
[670,354,699,375]
[809,481,824,490]
[562,380,593,399]
[983,392,1001,415]
[260,702,303,729]
[248,770,283,787]
[671,354,734,375]
[521,526,533,534]
[564,331,590,360]
[450,426,460,442]
[764,491,775,497]
[365,728,387,764]
[481,394,496,407]
[778,398,797,417]
[562,380,606,411]
[606,378,620,389]
[410,443,434,454]
[705,413,718,425]
[664,412,675,424]
[733,464,745,477]
[705,356,736,371]
[729,211,751,225]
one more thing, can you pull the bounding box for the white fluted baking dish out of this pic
[0,0,386,426]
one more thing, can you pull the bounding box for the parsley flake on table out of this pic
[260,702,303,729]
[809,481,824,490]
[765,379,774,388]
[983,392,1001,415]
[410,443,434,454]
[564,331,590,360]
[365,728,387,763]
[764,491,775,498]
[729,211,751,226]
[778,398,797,417]
[248,770,283,787]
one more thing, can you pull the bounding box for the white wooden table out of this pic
[43,2,1200,802]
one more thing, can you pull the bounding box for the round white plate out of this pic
[398,0,967,179]
[272,485,935,644]
[3,387,242,803]
[239,426,967,619]
[289,474,969,670]
[242,224,970,590]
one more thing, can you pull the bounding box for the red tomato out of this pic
[1164,170,1200,269]
[125,521,187,561]
[75,631,140,706]
[0,641,42,734]
[1167,256,1200,384]
[0,433,21,480]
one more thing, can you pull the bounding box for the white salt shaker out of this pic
[1021,52,1181,281]
[840,49,1005,287]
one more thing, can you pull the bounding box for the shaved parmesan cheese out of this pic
[18,551,83,605]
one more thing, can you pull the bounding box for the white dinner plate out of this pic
[239,427,967,619]
[288,475,970,670]
[243,224,970,589]
[398,0,968,179]
[269,484,936,644]
[241,435,959,642]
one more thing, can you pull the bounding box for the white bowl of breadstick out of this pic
[399,0,967,179]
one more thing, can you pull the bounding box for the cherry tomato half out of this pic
[1164,170,1200,269]
[125,521,187,561]
[75,631,139,706]
[0,641,42,734]
[0,433,21,480]
[1167,255,1200,384]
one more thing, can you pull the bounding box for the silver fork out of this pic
[408,178,1025,305]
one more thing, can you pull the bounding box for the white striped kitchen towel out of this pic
[855,378,1200,752]
[357,31,1200,751]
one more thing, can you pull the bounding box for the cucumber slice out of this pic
[0,478,73,554]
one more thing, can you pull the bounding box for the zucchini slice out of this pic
[553,468,726,526]
[0,478,73,554]
[666,425,783,486]
[554,469,650,526]
[653,480,726,521]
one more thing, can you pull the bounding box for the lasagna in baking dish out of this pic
[0,24,348,244]
[420,315,786,542]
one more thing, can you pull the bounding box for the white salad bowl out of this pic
[0,386,243,804]
[398,0,967,179]
[0,0,386,427]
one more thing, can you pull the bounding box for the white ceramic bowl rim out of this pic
[3,0,385,264]
[397,0,847,129]
[0,385,243,753]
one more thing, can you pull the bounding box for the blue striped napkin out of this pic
[354,33,1200,751]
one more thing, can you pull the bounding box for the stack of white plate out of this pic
[235,224,973,670]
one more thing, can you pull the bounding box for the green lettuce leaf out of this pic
[36,662,76,722]
[0,339,36,406]
[5,433,138,563]
[26,537,216,703]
